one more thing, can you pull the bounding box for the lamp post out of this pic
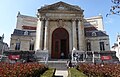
[92,51,95,63]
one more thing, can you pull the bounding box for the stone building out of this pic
[111,34,120,61]
[0,34,9,54]
[10,2,110,60]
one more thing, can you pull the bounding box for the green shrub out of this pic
[68,68,87,77]
[41,68,56,77]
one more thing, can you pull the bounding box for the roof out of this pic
[85,31,108,37]
[17,12,37,19]
[38,1,83,13]
[12,29,36,36]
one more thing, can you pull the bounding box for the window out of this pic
[15,42,20,50]
[87,42,91,51]
[92,32,96,36]
[29,39,34,50]
[99,42,105,51]
[29,43,34,50]
[15,39,20,50]
[24,31,28,35]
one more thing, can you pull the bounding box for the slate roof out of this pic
[12,29,36,36]
[85,31,108,37]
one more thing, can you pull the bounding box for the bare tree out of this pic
[106,0,120,16]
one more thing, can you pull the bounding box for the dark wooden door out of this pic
[51,28,69,59]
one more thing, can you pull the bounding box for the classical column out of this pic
[44,19,49,50]
[78,19,85,50]
[72,19,77,50]
[35,18,43,51]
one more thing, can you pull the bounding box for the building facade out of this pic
[111,34,120,61]
[10,2,110,59]
[0,34,9,54]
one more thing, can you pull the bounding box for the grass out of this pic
[68,68,87,77]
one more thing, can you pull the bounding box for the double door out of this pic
[51,28,69,59]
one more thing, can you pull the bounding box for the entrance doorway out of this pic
[52,28,69,59]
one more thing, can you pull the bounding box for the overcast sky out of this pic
[0,0,120,48]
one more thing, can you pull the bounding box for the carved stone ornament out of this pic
[57,19,65,28]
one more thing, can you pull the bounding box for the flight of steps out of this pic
[39,59,70,70]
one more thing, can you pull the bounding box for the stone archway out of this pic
[51,28,69,59]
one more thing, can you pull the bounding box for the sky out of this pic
[0,0,120,48]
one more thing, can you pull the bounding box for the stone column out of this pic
[72,19,77,50]
[44,19,49,50]
[78,19,84,50]
[78,20,81,50]
[35,18,43,51]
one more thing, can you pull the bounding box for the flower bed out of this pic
[77,63,120,77]
[0,62,47,77]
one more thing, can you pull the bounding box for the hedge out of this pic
[41,68,56,77]
[68,68,87,77]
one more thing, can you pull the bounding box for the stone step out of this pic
[39,60,68,70]
[38,59,78,70]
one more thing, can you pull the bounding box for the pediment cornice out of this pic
[38,1,84,13]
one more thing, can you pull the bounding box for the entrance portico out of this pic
[35,1,85,59]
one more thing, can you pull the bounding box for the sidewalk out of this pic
[55,70,68,77]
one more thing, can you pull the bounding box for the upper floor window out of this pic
[15,39,20,50]
[29,43,34,50]
[92,32,97,36]
[87,42,91,51]
[99,42,105,51]
[24,31,28,35]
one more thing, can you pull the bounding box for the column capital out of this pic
[44,18,50,21]
[71,18,77,21]
[77,19,82,21]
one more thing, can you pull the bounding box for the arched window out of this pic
[92,32,97,36]
[24,31,28,35]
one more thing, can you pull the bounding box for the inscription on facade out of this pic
[46,13,76,17]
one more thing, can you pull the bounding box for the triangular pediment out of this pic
[38,1,83,13]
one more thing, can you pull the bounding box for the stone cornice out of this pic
[38,1,84,14]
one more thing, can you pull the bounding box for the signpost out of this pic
[101,56,112,60]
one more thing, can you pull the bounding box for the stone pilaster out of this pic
[35,18,43,51]
[72,19,77,50]
[78,19,85,50]
[44,19,49,50]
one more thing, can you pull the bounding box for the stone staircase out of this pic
[39,59,69,70]
[39,59,78,70]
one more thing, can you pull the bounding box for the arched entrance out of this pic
[52,28,69,59]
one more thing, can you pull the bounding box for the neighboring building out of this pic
[0,34,9,54]
[111,34,120,61]
[10,12,37,51]
[10,2,111,60]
